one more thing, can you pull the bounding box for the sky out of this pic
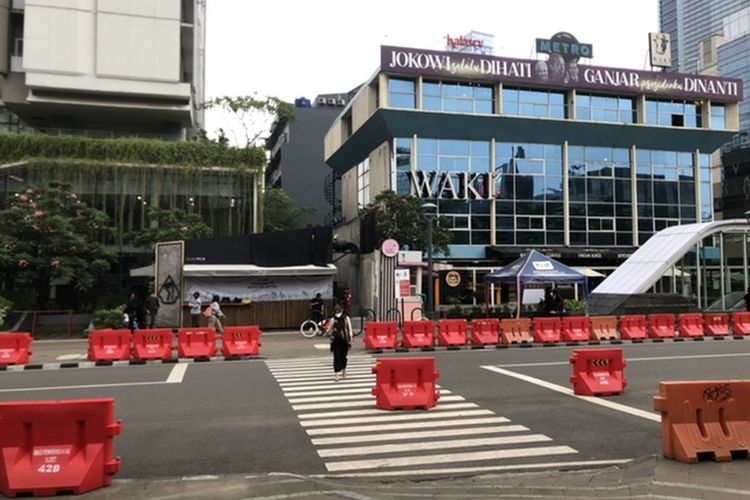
[204,0,660,141]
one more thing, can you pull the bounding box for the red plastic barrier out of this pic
[500,318,532,344]
[177,328,217,359]
[647,314,675,339]
[401,321,435,348]
[0,398,121,497]
[131,329,173,361]
[0,333,32,366]
[470,319,500,345]
[562,316,592,342]
[363,322,398,350]
[678,313,704,339]
[590,316,618,341]
[732,312,750,336]
[87,329,131,362]
[703,313,730,337]
[221,326,261,357]
[619,315,647,340]
[569,348,627,396]
[437,319,467,347]
[533,317,561,344]
[371,357,440,410]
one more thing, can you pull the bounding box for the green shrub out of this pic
[564,299,586,314]
[94,304,126,329]
[0,296,12,326]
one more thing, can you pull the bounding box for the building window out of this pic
[569,146,631,246]
[394,137,412,195]
[357,158,370,209]
[388,78,416,109]
[422,80,494,114]
[710,104,726,129]
[502,88,566,119]
[645,99,702,127]
[576,94,635,124]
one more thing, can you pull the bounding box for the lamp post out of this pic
[422,202,437,319]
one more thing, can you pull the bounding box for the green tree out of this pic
[126,207,213,248]
[263,188,309,232]
[0,182,113,308]
[202,94,294,148]
[364,191,452,255]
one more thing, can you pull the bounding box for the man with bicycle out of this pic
[309,293,324,325]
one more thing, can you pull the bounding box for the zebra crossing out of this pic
[265,355,583,477]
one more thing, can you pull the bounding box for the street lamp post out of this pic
[422,203,437,319]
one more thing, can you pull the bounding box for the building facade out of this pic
[324,43,741,307]
[266,92,355,226]
[0,0,205,139]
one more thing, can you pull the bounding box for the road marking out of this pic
[283,382,376,392]
[297,402,477,420]
[305,417,512,436]
[318,433,553,458]
[270,369,374,378]
[55,353,87,361]
[481,365,661,423]
[0,364,188,393]
[315,458,632,478]
[166,363,189,383]
[497,351,750,368]
[288,389,453,404]
[300,409,495,427]
[276,374,374,386]
[311,424,529,445]
[274,372,373,382]
[292,395,465,412]
[283,387,374,397]
[313,343,329,350]
[324,445,577,472]
[266,355,373,367]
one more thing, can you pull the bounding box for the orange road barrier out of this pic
[653,380,750,463]
[221,326,261,357]
[401,320,435,349]
[363,322,399,350]
[590,316,618,341]
[437,319,467,347]
[732,312,750,336]
[619,315,647,340]
[87,329,131,362]
[500,318,532,344]
[569,348,627,396]
[533,317,561,344]
[678,313,704,339]
[130,329,174,362]
[562,316,592,343]
[0,333,32,366]
[703,313,730,337]
[371,357,440,410]
[647,314,676,340]
[470,319,500,345]
[177,328,217,360]
[0,398,122,497]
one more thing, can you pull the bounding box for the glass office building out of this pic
[325,44,741,303]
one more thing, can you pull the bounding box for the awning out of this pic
[183,264,337,278]
[130,264,154,278]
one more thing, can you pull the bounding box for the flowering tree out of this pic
[0,182,113,308]
[127,207,213,248]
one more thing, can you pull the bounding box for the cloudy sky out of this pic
[204,0,659,141]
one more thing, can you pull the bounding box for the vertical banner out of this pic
[155,241,184,328]
[395,269,410,299]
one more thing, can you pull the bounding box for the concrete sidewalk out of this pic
[83,455,750,499]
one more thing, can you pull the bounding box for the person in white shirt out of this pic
[188,292,202,327]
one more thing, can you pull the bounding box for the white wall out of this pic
[23,0,188,98]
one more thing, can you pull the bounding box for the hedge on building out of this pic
[0,133,266,169]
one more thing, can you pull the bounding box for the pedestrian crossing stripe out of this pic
[265,355,580,476]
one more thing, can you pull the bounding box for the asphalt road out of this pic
[1,338,749,482]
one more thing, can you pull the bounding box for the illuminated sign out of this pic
[536,32,593,60]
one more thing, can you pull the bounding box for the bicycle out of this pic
[300,310,332,338]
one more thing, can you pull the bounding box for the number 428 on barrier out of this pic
[37,464,61,473]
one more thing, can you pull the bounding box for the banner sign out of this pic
[185,275,333,303]
[155,241,184,328]
[381,45,742,102]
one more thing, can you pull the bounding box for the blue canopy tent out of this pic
[484,250,589,317]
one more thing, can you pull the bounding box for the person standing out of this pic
[310,293,324,324]
[210,295,225,321]
[143,291,160,329]
[125,292,139,332]
[203,305,223,334]
[329,304,352,382]
[188,292,202,327]
[744,286,750,312]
